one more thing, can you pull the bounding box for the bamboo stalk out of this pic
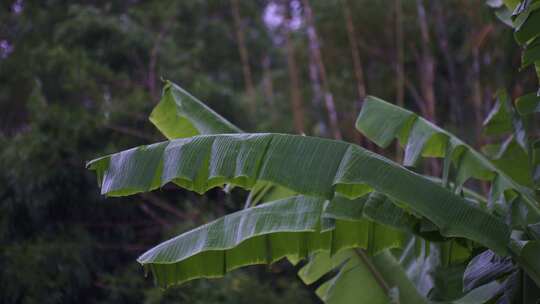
[284,10,305,134]
[231,0,257,113]
[302,0,342,139]
[342,0,367,145]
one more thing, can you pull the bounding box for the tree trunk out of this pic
[342,0,366,103]
[307,32,328,137]
[472,48,483,143]
[302,0,342,139]
[284,25,305,134]
[342,0,367,145]
[261,55,274,106]
[434,2,461,126]
[395,0,404,109]
[471,24,493,146]
[230,0,256,113]
[148,10,176,102]
[416,0,439,176]
[416,0,436,123]
[394,0,405,159]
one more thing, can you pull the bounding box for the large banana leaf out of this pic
[149,81,292,204]
[137,194,405,287]
[87,133,509,254]
[307,249,427,304]
[300,242,431,303]
[300,240,501,304]
[355,95,540,218]
[149,81,241,140]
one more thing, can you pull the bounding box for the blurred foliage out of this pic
[0,1,313,303]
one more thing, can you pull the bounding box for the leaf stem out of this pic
[354,248,391,294]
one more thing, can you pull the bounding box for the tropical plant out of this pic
[88,1,540,303]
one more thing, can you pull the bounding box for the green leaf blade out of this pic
[137,195,406,287]
[88,133,510,255]
[149,81,241,140]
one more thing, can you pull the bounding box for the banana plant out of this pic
[88,80,539,303]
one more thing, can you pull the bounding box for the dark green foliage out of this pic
[0,1,312,303]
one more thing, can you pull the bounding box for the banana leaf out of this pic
[137,195,405,287]
[87,133,509,254]
[355,95,540,218]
